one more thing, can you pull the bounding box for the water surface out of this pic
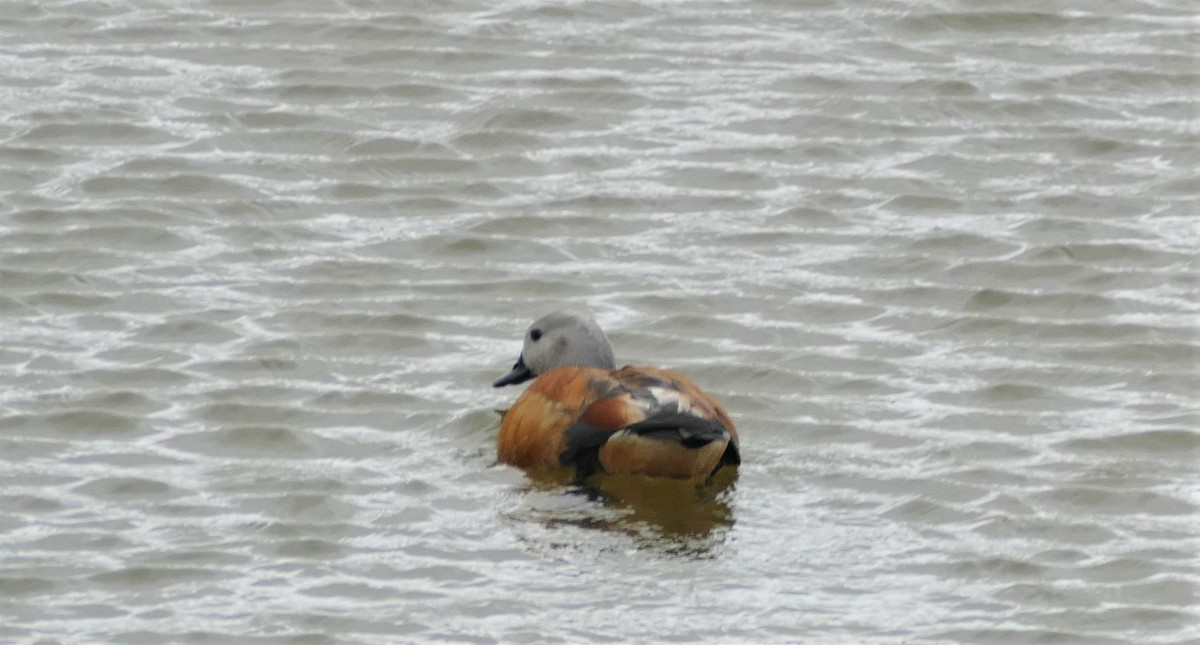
[1,0,1197,642]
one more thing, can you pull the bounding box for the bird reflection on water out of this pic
[511,467,739,558]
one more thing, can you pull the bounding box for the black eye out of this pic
[530,329,542,342]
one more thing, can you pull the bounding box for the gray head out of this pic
[493,311,616,387]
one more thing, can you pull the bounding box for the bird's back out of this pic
[497,365,739,479]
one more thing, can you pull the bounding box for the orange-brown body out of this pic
[498,365,740,480]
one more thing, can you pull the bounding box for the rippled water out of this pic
[2,0,1197,642]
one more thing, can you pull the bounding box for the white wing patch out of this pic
[647,386,693,414]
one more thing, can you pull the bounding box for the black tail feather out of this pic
[621,413,730,448]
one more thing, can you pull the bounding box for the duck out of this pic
[493,311,740,480]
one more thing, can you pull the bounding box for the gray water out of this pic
[1,1,1197,643]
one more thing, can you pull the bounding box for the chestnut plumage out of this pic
[493,311,740,480]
